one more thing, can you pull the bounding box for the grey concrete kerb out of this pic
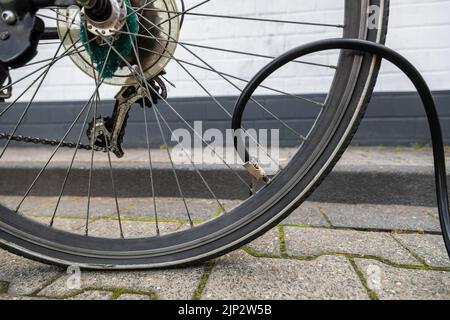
[0,146,448,206]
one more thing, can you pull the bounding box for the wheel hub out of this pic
[83,0,127,37]
[57,0,180,85]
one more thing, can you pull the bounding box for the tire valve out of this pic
[244,160,271,184]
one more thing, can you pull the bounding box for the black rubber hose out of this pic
[233,38,450,259]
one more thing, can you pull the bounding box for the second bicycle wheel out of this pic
[0,0,389,268]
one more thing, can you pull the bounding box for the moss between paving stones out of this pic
[242,247,450,300]
[193,260,216,300]
[110,288,157,300]
[0,280,9,294]
[348,257,379,300]
[390,234,429,266]
[318,207,333,226]
[38,287,157,300]
[9,247,450,301]
[243,247,450,272]
[9,214,449,300]
[277,225,288,257]
[280,222,441,235]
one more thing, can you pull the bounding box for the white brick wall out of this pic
[8,0,450,102]
[377,0,450,91]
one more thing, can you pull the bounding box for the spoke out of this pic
[150,85,251,187]
[175,41,337,69]
[0,38,88,95]
[153,102,194,227]
[1,34,97,102]
[139,48,302,159]
[97,35,250,188]
[153,103,227,216]
[49,7,82,23]
[137,46,324,108]
[50,96,96,227]
[0,64,50,94]
[51,7,80,20]
[124,26,194,227]
[15,79,103,213]
[139,0,211,33]
[24,57,62,67]
[0,21,78,158]
[11,10,97,210]
[162,50,282,167]
[140,9,344,28]
[131,15,282,168]
[85,39,113,237]
[1,0,354,243]
[23,47,87,67]
[175,58,308,140]
[38,41,63,46]
[125,0,159,19]
[48,7,83,27]
[85,126,96,236]
[125,1,163,233]
[160,74,176,88]
[127,26,226,216]
[141,99,160,235]
[120,28,337,69]
[0,68,49,119]
[36,14,80,26]
[92,61,124,239]
[104,128,125,238]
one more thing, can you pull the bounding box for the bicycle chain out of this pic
[0,132,101,151]
[0,76,167,152]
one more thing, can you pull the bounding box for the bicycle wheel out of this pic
[0,0,389,269]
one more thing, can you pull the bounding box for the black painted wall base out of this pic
[1,90,449,147]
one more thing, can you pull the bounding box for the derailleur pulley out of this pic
[87,76,167,158]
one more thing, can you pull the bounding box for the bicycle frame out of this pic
[0,0,80,67]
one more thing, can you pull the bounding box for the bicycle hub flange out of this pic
[81,0,127,37]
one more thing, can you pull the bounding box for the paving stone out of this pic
[0,249,62,296]
[0,196,139,218]
[0,295,53,300]
[284,227,419,265]
[34,217,86,234]
[66,290,113,300]
[38,265,204,300]
[282,202,329,227]
[117,294,151,300]
[1,194,446,302]
[393,234,450,268]
[321,203,441,232]
[202,251,368,300]
[86,220,181,238]
[121,197,240,221]
[356,259,450,300]
[247,228,280,256]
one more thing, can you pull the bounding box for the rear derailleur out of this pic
[87,76,167,158]
[0,63,11,102]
